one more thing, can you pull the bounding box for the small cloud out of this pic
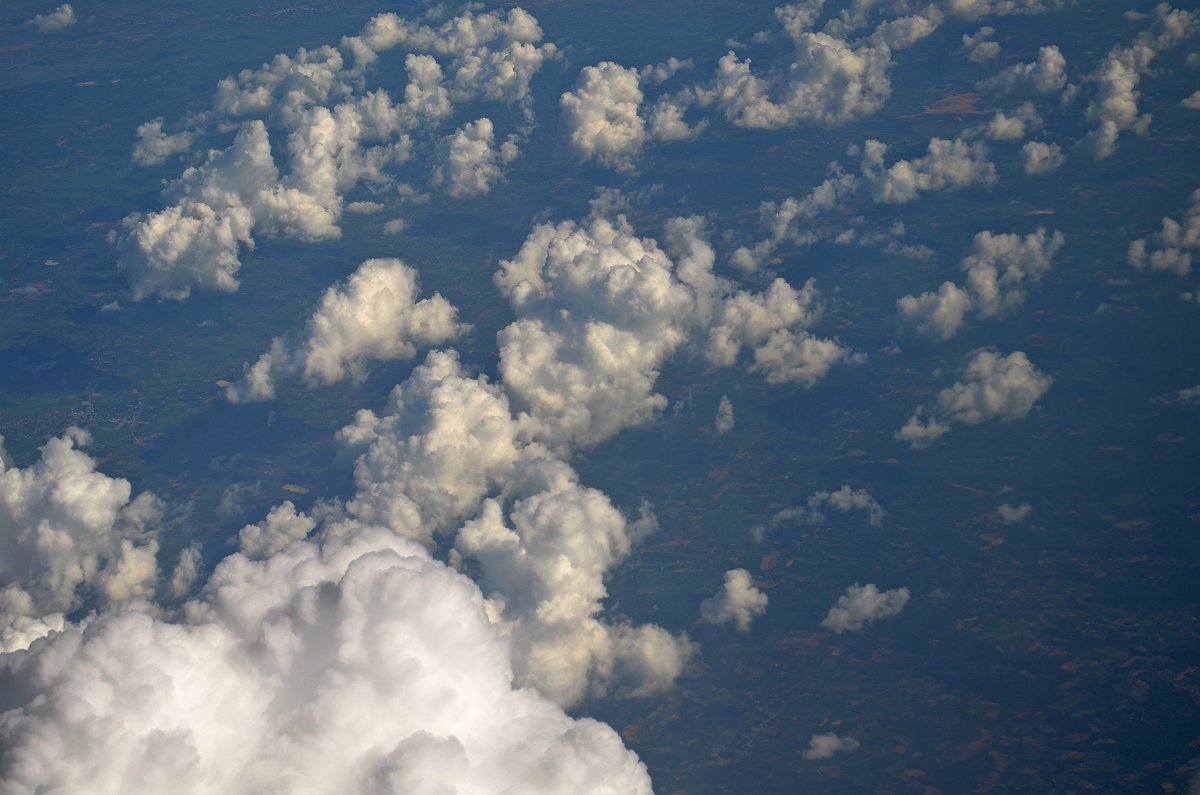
[28,3,76,32]
[699,569,768,632]
[821,583,910,633]
[996,502,1033,524]
[803,733,861,760]
[714,395,735,435]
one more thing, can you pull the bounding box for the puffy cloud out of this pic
[495,215,710,448]
[803,733,861,760]
[1082,5,1199,158]
[647,92,708,142]
[978,45,1068,94]
[696,4,940,128]
[977,101,1042,141]
[896,281,974,339]
[27,3,75,32]
[699,568,769,632]
[714,395,735,435]
[753,484,884,541]
[225,258,467,402]
[237,501,316,559]
[1127,188,1200,276]
[706,277,858,386]
[559,62,647,172]
[897,350,1053,448]
[640,57,694,85]
[337,351,521,545]
[820,582,910,633]
[0,428,163,635]
[860,136,997,204]
[1162,384,1200,405]
[0,527,654,794]
[119,7,560,300]
[996,502,1032,523]
[1182,90,1200,110]
[345,7,557,105]
[131,118,197,166]
[430,118,519,198]
[1021,140,1065,174]
[962,26,1001,62]
[898,227,1064,339]
[457,458,692,706]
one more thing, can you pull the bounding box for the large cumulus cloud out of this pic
[0,526,654,794]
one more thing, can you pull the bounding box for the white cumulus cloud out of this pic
[225,258,467,402]
[27,3,75,32]
[897,349,1053,448]
[1128,188,1200,276]
[821,582,910,633]
[803,732,862,760]
[699,568,769,632]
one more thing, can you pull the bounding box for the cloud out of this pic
[0,526,654,794]
[457,458,693,706]
[237,501,316,559]
[897,349,1053,447]
[495,215,712,449]
[714,396,735,435]
[431,118,519,198]
[898,227,1065,339]
[944,0,1066,18]
[977,101,1042,141]
[978,45,1068,94]
[803,733,861,760]
[225,258,467,402]
[695,4,941,128]
[753,484,884,540]
[962,27,1001,62]
[117,7,560,300]
[1021,140,1065,174]
[1082,5,1199,158]
[640,57,694,85]
[27,3,75,32]
[337,350,521,546]
[1182,90,1200,110]
[699,568,769,632]
[820,582,910,633]
[559,62,647,172]
[706,277,859,387]
[0,428,163,637]
[1159,384,1200,405]
[1127,188,1200,276]
[730,165,859,271]
[860,136,997,204]
[131,118,197,166]
[996,502,1032,523]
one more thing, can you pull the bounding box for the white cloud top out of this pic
[699,568,769,632]
[225,258,467,402]
[0,428,163,635]
[898,227,1065,339]
[1128,188,1200,276]
[897,350,1053,447]
[803,732,862,760]
[821,583,910,633]
[27,3,75,32]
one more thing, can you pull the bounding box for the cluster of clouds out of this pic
[1082,4,1199,158]
[116,7,559,301]
[699,568,769,632]
[225,258,467,402]
[821,582,910,633]
[1128,187,1200,276]
[897,349,1053,448]
[898,227,1065,339]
